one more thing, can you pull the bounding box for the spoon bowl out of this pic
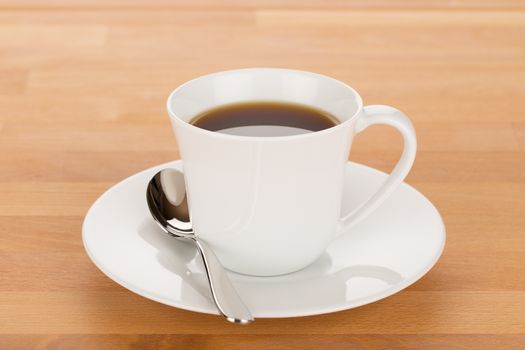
[146,169,193,238]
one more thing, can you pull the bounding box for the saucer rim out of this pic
[82,160,446,318]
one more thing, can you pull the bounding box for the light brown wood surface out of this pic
[1,1,524,349]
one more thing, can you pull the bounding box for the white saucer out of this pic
[83,161,445,318]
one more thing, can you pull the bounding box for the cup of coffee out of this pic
[167,68,416,276]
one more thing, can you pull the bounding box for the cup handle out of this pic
[336,105,417,236]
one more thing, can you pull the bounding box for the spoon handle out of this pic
[193,237,254,324]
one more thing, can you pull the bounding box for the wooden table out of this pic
[1,1,524,349]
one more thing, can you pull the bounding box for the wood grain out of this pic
[0,1,524,349]
[1,335,525,350]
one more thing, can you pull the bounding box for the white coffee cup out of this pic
[167,68,416,276]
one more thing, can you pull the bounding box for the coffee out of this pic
[190,101,339,137]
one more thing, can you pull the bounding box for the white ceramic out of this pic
[83,160,445,318]
[167,68,417,276]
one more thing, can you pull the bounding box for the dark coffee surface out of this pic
[190,101,339,136]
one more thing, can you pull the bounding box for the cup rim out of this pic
[166,68,363,142]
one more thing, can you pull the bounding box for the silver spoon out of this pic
[146,168,254,324]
